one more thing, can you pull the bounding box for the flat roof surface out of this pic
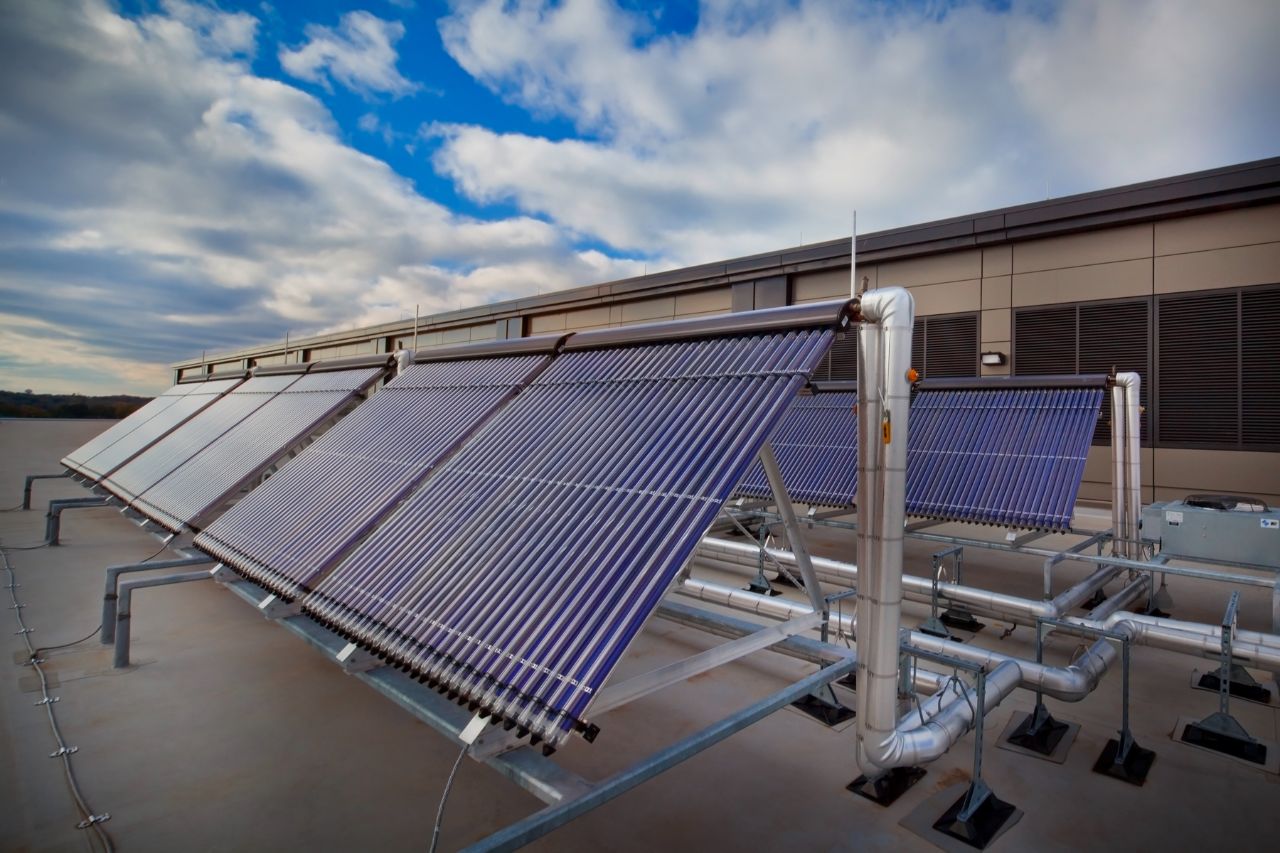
[2,420,1278,851]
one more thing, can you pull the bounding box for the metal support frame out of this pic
[101,554,215,643]
[1005,619,1072,757]
[921,547,958,639]
[45,496,111,545]
[1005,529,1048,549]
[22,472,70,510]
[590,613,822,716]
[900,643,1015,848]
[1036,618,1154,784]
[757,443,825,614]
[1181,592,1268,765]
[464,654,857,853]
[1042,529,1112,600]
[113,569,218,668]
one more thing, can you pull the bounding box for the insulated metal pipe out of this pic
[1111,381,1127,557]
[853,287,915,777]
[883,660,1022,766]
[675,577,1112,701]
[1112,372,1142,560]
[676,576,1280,700]
[695,537,1122,625]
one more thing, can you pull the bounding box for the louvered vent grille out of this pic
[1014,306,1076,376]
[925,314,979,378]
[911,318,926,375]
[1242,287,1280,447]
[811,329,859,381]
[1081,301,1150,444]
[1158,291,1239,445]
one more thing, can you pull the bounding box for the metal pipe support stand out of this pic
[908,645,1016,849]
[1005,621,1070,756]
[23,472,70,510]
[1181,592,1268,765]
[45,496,111,545]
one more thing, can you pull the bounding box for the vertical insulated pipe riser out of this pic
[853,287,917,777]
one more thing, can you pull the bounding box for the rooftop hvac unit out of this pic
[1141,495,1280,569]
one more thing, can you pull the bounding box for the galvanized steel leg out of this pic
[45,496,110,545]
[758,443,824,613]
[463,655,856,853]
[113,569,216,668]
[23,472,69,510]
[102,556,215,644]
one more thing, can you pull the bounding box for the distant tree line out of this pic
[0,390,151,419]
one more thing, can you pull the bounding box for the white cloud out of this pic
[435,0,1280,264]
[279,10,420,98]
[0,0,638,395]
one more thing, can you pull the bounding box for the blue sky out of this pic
[1,0,1277,396]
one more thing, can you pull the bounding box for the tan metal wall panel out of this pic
[792,268,848,303]
[877,249,981,287]
[981,308,1010,344]
[1012,223,1153,274]
[1081,446,1158,505]
[982,245,1012,277]
[620,296,675,324]
[1013,258,1152,306]
[899,278,981,316]
[528,312,567,333]
[1153,448,1280,501]
[1154,242,1280,293]
[674,287,732,317]
[981,275,1012,308]
[1154,203,1280,255]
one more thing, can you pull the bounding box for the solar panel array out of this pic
[734,390,858,506]
[63,378,243,482]
[906,385,1104,530]
[195,349,555,600]
[302,323,837,747]
[732,378,1104,530]
[129,367,386,532]
[102,373,303,507]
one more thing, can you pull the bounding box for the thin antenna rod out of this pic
[284,331,289,364]
[850,211,858,297]
[413,304,419,352]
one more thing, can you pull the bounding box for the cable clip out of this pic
[34,696,60,706]
[50,746,78,757]
[23,657,45,666]
[9,603,25,609]
[77,814,111,829]
[14,627,33,635]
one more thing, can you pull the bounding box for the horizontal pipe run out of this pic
[101,555,216,644]
[114,570,217,668]
[881,660,1022,767]
[675,577,1280,701]
[905,530,1276,587]
[696,537,1122,624]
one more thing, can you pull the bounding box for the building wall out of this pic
[174,178,1280,510]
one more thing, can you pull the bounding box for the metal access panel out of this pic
[1142,495,1280,568]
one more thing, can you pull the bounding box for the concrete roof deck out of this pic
[2,419,1278,851]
